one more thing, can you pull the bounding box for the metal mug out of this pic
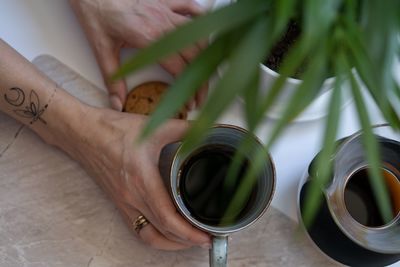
[159,124,275,267]
[298,124,400,266]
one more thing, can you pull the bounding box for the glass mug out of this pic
[298,124,400,266]
[159,124,275,267]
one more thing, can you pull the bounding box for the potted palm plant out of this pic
[113,0,400,256]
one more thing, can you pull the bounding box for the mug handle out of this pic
[160,143,229,267]
[159,142,181,188]
[210,236,228,267]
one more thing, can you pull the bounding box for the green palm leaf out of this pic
[301,51,344,227]
[180,16,271,154]
[242,71,260,130]
[343,20,400,130]
[112,0,400,228]
[348,62,393,223]
[224,29,330,224]
[271,0,296,36]
[254,35,310,122]
[139,35,228,140]
[265,39,328,149]
[112,0,268,80]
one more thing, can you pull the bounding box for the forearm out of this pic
[0,39,90,151]
[0,40,210,250]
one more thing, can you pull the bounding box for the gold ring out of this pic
[133,214,149,234]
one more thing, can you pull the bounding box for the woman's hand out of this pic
[0,38,210,251]
[51,106,211,250]
[69,0,208,111]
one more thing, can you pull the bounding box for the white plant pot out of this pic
[259,64,342,122]
[210,0,352,122]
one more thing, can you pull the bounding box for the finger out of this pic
[195,82,209,108]
[169,8,208,50]
[179,44,201,65]
[141,164,211,247]
[120,203,193,247]
[120,208,191,250]
[141,209,198,246]
[129,120,211,247]
[121,23,187,78]
[159,55,187,77]
[169,14,202,64]
[140,224,192,250]
[93,41,127,111]
[166,0,205,16]
[155,118,189,144]
[123,202,200,247]
[163,12,208,102]
[186,98,196,111]
[197,38,209,50]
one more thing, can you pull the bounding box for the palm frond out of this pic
[180,16,271,153]
[347,61,393,223]
[242,71,260,130]
[114,0,400,227]
[301,49,344,226]
[264,36,329,149]
[112,0,268,80]
[139,34,228,140]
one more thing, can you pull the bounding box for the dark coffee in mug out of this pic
[179,145,257,227]
[159,125,275,267]
[344,166,400,227]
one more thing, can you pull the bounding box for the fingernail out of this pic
[110,94,123,111]
[200,242,211,250]
[189,101,196,110]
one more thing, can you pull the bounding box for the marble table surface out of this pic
[0,55,337,267]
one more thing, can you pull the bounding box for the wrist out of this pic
[32,87,94,156]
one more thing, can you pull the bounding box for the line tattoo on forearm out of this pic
[4,86,57,125]
[4,87,25,106]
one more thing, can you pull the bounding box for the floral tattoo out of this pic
[4,86,56,125]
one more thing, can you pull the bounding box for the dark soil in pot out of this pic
[264,20,303,78]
